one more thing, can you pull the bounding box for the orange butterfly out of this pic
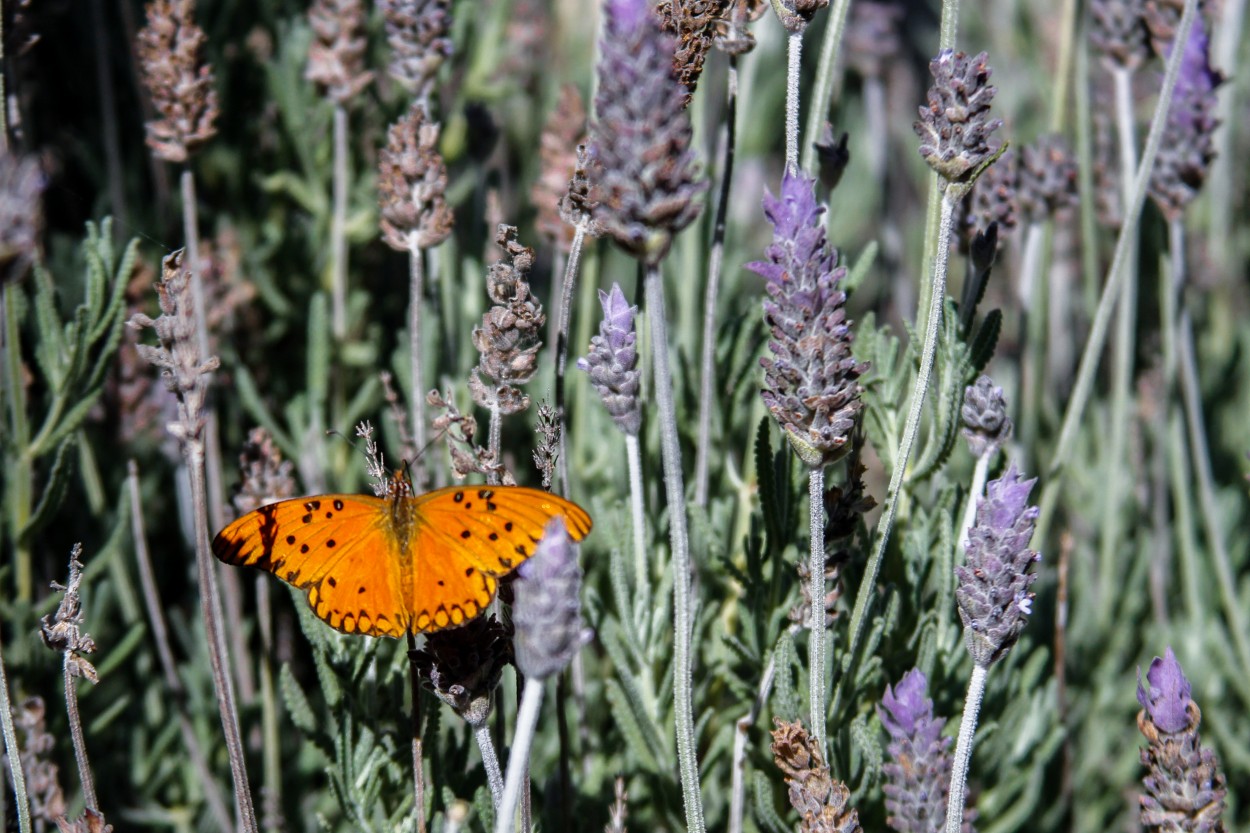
[212,485,592,637]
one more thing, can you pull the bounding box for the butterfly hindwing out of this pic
[212,495,408,637]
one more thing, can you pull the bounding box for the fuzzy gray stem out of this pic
[1017,222,1046,456]
[187,441,259,832]
[473,719,505,811]
[0,637,32,833]
[799,0,851,174]
[1036,0,1201,544]
[554,225,588,496]
[128,460,235,832]
[63,657,97,811]
[488,402,502,486]
[807,468,827,752]
[695,61,738,507]
[496,677,545,833]
[406,633,427,833]
[331,104,349,340]
[625,433,651,618]
[645,263,706,833]
[785,31,802,173]
[945,664,987,833]
[408,234,428,482]
[958,451,991,559]
[836,193,956,714]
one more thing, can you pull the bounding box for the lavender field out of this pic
[1,0,1247,831]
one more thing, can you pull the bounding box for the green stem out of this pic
[2,282,32,601]
[944,664,988,833]
[624,433,651,636]
[0,634,32,833]
[554,224,588,497]
[1034,0,1201,546]
[331,104,349,341]
[799,0,851,175]
[408,234,428,487]
[644,262,705,833]
[834,193,956,715]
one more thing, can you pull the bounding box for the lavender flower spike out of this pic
[955,463,1040,667]
[749,171,867,468]
[879,669,963,833]
[578,283,642,435]
[1148,17,1223,221]
[1137,648,1227,832]
[513,518,592,680]
[591,0,706,264]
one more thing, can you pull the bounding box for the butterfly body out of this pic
[212,485,592,637]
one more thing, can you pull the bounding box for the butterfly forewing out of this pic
[211,495,409,637]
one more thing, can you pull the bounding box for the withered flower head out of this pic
[469,226,546,417]
[40,544,99,685]
[15,698,68,825]
[306,0,374,104]
[231,427,297,515]
[1090,0,1150,71]
[410,614,512,726]
[914,50,1003,191]
[591,0,706,264]
[770,0,830,33]
[128,250,221,446]
[378,0,452,99]
[656,0,731,104]
[378,102,454,252]
[961,375,1013,458]
[844,1,903,79]
[770,718,862,833]
[136,0,219,163]
[714,0,767,55]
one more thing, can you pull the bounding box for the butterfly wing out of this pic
[404,485,592,633]
[212,495,409,638]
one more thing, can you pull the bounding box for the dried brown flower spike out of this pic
[306,0,374,104]
[770,718,862,833]
[136,0,219,163]
[378,102,454,251]
[532,85,589,251]
[656,0,731,104]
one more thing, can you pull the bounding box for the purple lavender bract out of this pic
[591,0,706,264]
[577,283,642,436]
[513,518,591,680]
[748,171,866,468]
[879,669,956,833]
[955,463,1040,667]
[1136,647,1192,735]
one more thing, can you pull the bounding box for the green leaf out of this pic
[604,678,662,773]
[842,240,879,296]
[235,365,297,454]
[280,662,318,735]
[19,435,77,543]
[751,770,790,833]
[969,308,1002,373]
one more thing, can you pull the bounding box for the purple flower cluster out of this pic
[914,50,1003,189]
[513,518,591,680]
[879,670,959,833]
[749,171,866,468]
[578,284,642,436]
[591,0,705,264]
[955,464,1040,667]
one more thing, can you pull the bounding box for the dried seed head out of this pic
[961,375,1013,457]
[1090,0,1150,71]
[532,86,589,251]
[410,614,512,726]
[532,401,561,490]
[0,151,44,283]
[656,0,732,104]
[306,0,374,105]
[469,226,545,419]
[1137,648,1227,832]
[560,144,604,238]
[513,518,592,679]
[914,50,1004,191]
[378,0,452,99]
[15,698,68,824]
[1148,19,1223,221]
[1018,135,1078,224]
[592,0,706,264]
[428,390,513,483]
[128,250,220,446]
[578,283,643,436]
[232,428,297,515]
[136,0,219,163]
[40,544,99,684]
[378,103,454,252]
[955,463,1040,667]
[770,718,862,833]
[749,171,868,468]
